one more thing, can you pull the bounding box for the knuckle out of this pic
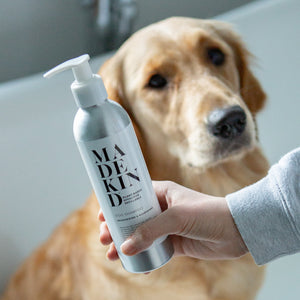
[165,180,178,189]
[136,224,153,243]
[167,207,186,233]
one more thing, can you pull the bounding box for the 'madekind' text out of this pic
[92,145,140,207]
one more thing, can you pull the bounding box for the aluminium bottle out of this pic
[44,54,174,273]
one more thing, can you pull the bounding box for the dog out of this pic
[1,17,269,300]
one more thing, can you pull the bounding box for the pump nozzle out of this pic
[44,54,93,82]
[44,54,108,108]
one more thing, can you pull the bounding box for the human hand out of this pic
[99,181,248,261]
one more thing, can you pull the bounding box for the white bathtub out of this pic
[0,0,299,298]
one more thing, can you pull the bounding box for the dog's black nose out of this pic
[207,106,247,139]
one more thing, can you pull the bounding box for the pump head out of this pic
[44,54,108,108]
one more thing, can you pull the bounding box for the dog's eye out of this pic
[207,48,225,66]
[147,74,167,89]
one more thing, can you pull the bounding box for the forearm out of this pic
[226,147,300,265]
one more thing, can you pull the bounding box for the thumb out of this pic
[121,207,181,256]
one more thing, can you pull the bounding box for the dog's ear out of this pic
[233,39,267,115]
[98,55,146,152]
[211,21,266,115]
[98,56,125,107]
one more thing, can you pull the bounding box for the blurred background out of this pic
[0,0,254,83]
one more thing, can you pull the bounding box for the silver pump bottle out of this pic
[44,54,174,273]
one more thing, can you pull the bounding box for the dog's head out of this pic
[99,17,266,174]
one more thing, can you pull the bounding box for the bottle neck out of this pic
[71,74,108,108]
[80,99,107,111]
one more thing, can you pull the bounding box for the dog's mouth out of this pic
[187,134,254,169]
[212,131,253,160]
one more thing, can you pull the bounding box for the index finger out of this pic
[98,209,105,222]
[152,181,177,211]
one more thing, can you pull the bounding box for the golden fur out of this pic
[1,17,269,300]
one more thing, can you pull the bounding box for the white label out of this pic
[77,123,161,248]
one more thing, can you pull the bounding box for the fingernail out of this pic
[121,238,136,255]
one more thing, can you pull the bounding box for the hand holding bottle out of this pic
[99,181,248,261]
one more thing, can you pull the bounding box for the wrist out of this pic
[232,217,249,254]
[223,197,249,258]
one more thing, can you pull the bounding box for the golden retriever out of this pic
[1,17,269,300]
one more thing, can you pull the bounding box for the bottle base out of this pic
[119,236,174,273]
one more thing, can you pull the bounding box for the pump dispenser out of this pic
[44,54,174,273]
[44,54,107,108]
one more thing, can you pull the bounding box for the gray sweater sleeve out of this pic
[226,147,300,265]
